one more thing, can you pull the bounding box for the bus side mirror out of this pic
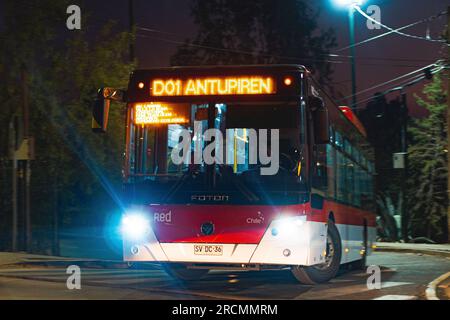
[92,95,110,133]
[310,96,329,144]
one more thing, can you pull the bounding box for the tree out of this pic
[171,0,336,84]
[0,0,134,252]
[359,94,404,240]
[407,74,448,242]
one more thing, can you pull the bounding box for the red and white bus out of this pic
[92,65,376,284]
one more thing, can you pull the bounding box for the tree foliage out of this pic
[359,94,404,240]
[407,74,447,242]
[0,0,134,252]
[171,0,336,84]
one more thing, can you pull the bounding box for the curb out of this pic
[5,259,165,270]
[426,271,450,300]
[7,259,129,269]
[374,247,450,258]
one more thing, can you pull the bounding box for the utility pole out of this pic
[400,92,408,242]
[53,173,59,256]
[21,66,32,252]
[10,118,18,251]
[348,5,357,110]
[446,6,450,243]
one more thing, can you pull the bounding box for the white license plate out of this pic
[193,244,223,256]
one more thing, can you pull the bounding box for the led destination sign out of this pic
[150,76,275,96]
[134,103,189,125]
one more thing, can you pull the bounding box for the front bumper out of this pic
[123,220,328,266]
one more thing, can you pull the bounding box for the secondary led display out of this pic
[134,103,189,125]
[150,76,275,96]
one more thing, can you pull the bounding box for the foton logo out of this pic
[154,210,172,223]
[191,195,230,202]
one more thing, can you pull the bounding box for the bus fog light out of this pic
[131,245,140,255]
[283,249,291,257]
[271,228,279,236]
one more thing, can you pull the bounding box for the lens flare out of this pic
[121,213,151,240]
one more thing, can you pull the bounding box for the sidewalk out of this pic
[435,276,450,300]
[375,242,450,258]
[0,252,127,269]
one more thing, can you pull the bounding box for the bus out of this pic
[92,65,376,284]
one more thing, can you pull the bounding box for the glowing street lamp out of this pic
[334,0,364,6]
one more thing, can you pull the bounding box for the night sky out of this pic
[3,0,450,116]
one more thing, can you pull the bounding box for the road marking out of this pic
[373,295,417,300]
[295,281,413,300]
[329,279,354,283]
[380,281,412,289]
[425,271,450,300]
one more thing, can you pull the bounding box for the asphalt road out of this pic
[0,252,448,300]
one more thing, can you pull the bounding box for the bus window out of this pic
[335,130,343,149]
[312,144,327,193]
[225,128,250,174]
[336,149,346,203]
[353,163,362,207]
[346,159,354,205]
[326,143,336,199]
[125,101,306,205]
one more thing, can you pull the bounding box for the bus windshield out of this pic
[125,102,308,205]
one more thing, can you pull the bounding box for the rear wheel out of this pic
[163,263,209,281]
[291,221,342,284]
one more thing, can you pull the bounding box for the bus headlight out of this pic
[271,216,306,237]
[120,213,151,240]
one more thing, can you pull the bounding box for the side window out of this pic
[335,130,343,148]
[344,139,354,205]
[353,163,362,207]
[312,144,328,193]
[368,161,375,206]
[336,148,346,203]
[326,143,336,198]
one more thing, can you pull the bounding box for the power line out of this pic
[136,33,346,65]
[336,10,447,52]
[137,26,438,64]
[350,66,446,109]
[328,53,435,63]
[354,6,446,44]
[337,62,442,102]
[136,32,438,68]
[351,73,426,109]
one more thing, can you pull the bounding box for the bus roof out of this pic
[132,64,308,74]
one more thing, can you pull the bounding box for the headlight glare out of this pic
[120,213,151,240]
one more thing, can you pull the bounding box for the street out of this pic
[0,252,448,300]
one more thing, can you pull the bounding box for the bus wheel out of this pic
[163,263,209,281]
[291,221,342,284]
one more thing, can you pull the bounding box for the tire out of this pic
[291,221,342,284]
[163,263,209,281]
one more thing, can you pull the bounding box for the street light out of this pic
[334,0,364,6]
[333,0,365,110]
